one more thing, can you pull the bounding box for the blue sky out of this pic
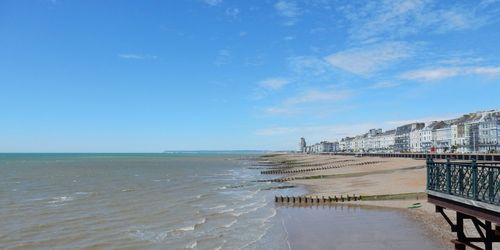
[1,0,500,152]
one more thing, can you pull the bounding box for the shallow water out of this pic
[278,205,445,250]
[0,153,294,249]
[0,153,443,249]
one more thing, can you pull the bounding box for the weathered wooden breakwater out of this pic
[275,194,361,204]
[268,159,355,169]
[261,160,384,174]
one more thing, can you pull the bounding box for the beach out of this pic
[260,153,483,249]
[0,153,467,249]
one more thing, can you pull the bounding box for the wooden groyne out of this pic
[273,159,355,168]
[275,195,361,204]
[261,160,384,174]
[254,159,355,170]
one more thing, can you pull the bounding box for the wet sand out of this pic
[278,204,448,249]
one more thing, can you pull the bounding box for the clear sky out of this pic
[1,0,500,152]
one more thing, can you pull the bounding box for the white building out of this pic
[304,109,499,154]
[477,118,500,152]
[381,130,396,152]
[410,127,423,152]
[435,126,452,153]
[419,122,438,153]
[395,123,425,152]
[450,124,470,153]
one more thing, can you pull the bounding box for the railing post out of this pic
[472,159,478,201]
[458,165,464,195]
[488,168,494,203]
[446,158,451,194]
[426,156,432,190]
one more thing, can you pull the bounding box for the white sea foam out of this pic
[208,205,226,210]
[282,218,292,250]
[218,208,235,214]
[236,201,258,210]
[260,208,277,223]
[230,202,266,218]
[237,190,259,201]
[175,225,195,232]
[48,196,75,204]
[174,218,206,233]
[222,219,237,228]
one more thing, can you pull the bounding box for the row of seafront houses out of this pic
[300,110,500,154]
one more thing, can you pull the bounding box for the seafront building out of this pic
[303,141,339,153]
[395,123,425,153]
[301,110,500,154]
[299,137,307,153]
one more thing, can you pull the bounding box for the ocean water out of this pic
[0,153,442,250]
[0,153,293,250]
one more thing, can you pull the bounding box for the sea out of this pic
[0,153,443,250]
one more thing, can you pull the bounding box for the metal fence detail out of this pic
[427,158,500,206]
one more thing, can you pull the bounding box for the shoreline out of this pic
[275,196,453,249]
[260,153,459,248]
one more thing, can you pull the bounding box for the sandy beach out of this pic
[262,153,496,249]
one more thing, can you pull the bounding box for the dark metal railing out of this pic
[427,158,500,206]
